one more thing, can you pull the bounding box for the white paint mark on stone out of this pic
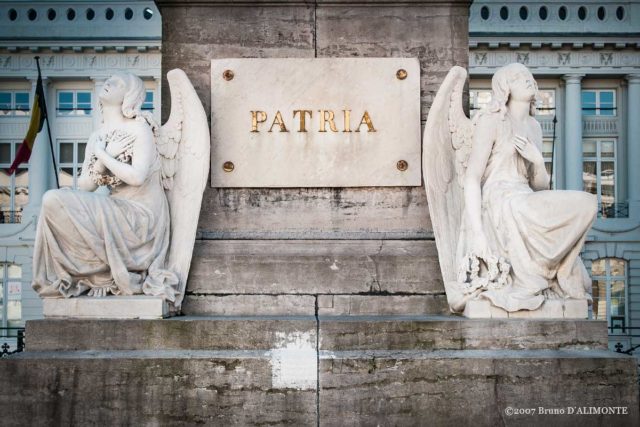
[330,260,339,271]
[270,331,317,390]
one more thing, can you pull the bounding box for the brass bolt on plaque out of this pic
[396,69,407,80]
[223,69,234,81]
[223,161,235,172]
[397,160,408,171]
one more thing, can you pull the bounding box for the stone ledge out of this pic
[319,353,639,426]
[26,317,317,352]
[0,349,636,426]
[42,296,169,320]
[463,298,588,319]
[182,293,449,316]
[25,316,608,352]
[188,239,444,295]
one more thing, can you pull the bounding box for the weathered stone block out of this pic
[196,187,432,239]
[319,350,639,426]
[183,294,316,316]
[319,318,609,351]
[42,296,168,319]
[0,354,317,427]
[317,294,448,315]
[186,239,444,295]
[156,0,470,237]
[4,317,637,426]
[464,298,587,319]
[26,318,317,351]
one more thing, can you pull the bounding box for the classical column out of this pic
[91,76,107,129]
[563,74,585,191]
[627,74,640,218]
[153,77,162,123]
[23,77,54,217]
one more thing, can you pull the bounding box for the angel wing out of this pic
[156,69,210,311]
[423,66,475,291]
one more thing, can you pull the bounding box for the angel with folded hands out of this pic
[424,63,597,314]
[32,69,209,312]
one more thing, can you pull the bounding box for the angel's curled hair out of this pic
[100,72,159,132]
[486,63,538,120]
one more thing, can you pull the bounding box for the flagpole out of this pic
[34,56,59,189]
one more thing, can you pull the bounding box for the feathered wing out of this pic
[157,69,210,310]
[423,66,474,305]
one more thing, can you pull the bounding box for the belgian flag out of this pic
[8,72,46,174]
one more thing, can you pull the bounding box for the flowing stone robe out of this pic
[32,127,179,301]
[463,113,597,311]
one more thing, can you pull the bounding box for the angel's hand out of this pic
[93,135,106,156]
[513,135,544,165]
[106,133,135,158]
[471,232,491,260]
[93,157,106,174]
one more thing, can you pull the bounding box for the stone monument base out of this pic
[463,298,588,319]
[42,296,169,319]
[0,316,637,426]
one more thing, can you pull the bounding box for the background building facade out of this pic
[470,0,640,350]
[0,0,161,332]
[0,1,638,354]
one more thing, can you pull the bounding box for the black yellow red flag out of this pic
[8,72,46,174]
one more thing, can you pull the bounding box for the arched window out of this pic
[591,258,627,334]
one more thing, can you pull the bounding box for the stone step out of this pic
[25,316,608,352]
[318,349,639,426]
[1,349,637,426]
[182,294,450,316]
[187,239,444,295]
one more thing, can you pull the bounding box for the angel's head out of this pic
[488,63,538,118]
[99,72,146,120]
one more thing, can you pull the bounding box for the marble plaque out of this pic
[211,58,421,187]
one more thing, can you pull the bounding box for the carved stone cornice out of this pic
[470,48,640,75]
[0,52,161,80]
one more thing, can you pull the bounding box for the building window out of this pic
[536,89,555,116]
[57,90,92,116]
[583,139,622,218]
[0,91,30,116]
[142,91,154,112]
[469,89,491,117]
[581,89,616,116]
[542,138,555,184]
[0,264,22,328]
[470,89,556,118]
[0,141,28,223]
[591,258,627,334]
[58,140,86,189]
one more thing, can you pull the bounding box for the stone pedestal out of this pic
[156,0,469,316]
[42,296,169,319]
[463,298,588,319]
[0,317,637,426]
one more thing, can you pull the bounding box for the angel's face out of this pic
[508,71,536,102]
[99,75,127,106]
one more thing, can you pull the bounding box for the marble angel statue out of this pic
[423,63,597,315]
[32,69,209,312]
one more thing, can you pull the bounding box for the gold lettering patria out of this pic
[251,110,376,133]
[251,111,267,133]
